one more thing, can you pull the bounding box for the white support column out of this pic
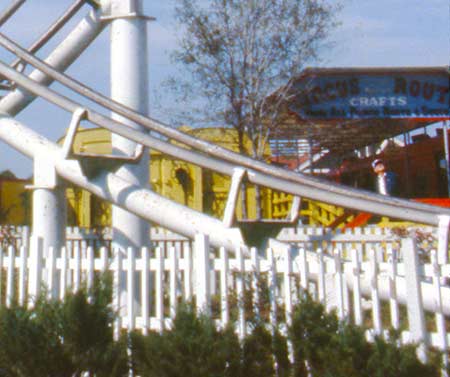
[29,155,66,254]
[110,0,150,251]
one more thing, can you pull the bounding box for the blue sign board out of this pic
[289,68,450,120]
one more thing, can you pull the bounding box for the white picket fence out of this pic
[0,225,449,368]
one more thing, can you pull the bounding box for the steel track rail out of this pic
[0,2,247,251]
[0,6,105,116]
[0,0,26,27]
[0,32,447,222]
[0,57,448,226]
[9,0,86,72]
[0,115,244,251]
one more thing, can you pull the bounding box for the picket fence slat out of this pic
[387,244,400,330]
[113,249,123,340]
[0,226,449,372]
[6,246,14,307]
[236,246,245,339]
[268,248,277,330]
[251,247,260,321]
[370,247,382,335]
[0,249,3,308]
[431,249,449,374]
[141,247,150,335]
[351,247,363,326]
[155,247,164,332]
[220,247,229,326]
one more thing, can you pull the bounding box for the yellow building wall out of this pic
[0,180,31,225]
[0,128,346,228]
[62,126,281,227]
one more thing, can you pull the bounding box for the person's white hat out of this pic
[371,159,383,169]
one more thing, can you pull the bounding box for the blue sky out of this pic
[0,0,448,178]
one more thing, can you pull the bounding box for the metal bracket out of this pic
[288,195,301,223]
[61,108,144,179]
[100,13,156,22]
[61,107,88,159]
[75,144,145,179]
[223,168,246,228]
[84,0,100,9]
[100,1,155,22]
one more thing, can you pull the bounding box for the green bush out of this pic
[289,294,441,377]
[132,296,441,377]
[130,304,241,377]
[0,280,443,377]
[0,277,128,377]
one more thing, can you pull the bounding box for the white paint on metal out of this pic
[29,156,66,254]
[61,108,88,159]
[0,5,105,269]
[0,115,244,252]
[110,0,150,252]
[0,7,105,116]
[223,168,246,227]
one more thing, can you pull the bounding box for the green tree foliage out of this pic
[130,304,241,377]
[0,283,442,376]
[242,324,275,377]
[132,297,441,377]
[289,294,441,377]
[0,277,128,377]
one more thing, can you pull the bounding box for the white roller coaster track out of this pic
[0,0,449,252]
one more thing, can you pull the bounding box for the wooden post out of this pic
[403,238,428,362]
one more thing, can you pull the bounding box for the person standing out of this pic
[372,158,398,196]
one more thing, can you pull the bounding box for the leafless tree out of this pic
[168,0,340,218]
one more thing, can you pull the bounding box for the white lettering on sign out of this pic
[349,96,407,107]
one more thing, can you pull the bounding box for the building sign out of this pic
[289,67,450,120]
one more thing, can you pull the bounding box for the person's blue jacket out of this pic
[375,171,398,196]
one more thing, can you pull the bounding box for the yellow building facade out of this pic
[63,126,291,227]
[0,128,366,229]
[0,173,31,225]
